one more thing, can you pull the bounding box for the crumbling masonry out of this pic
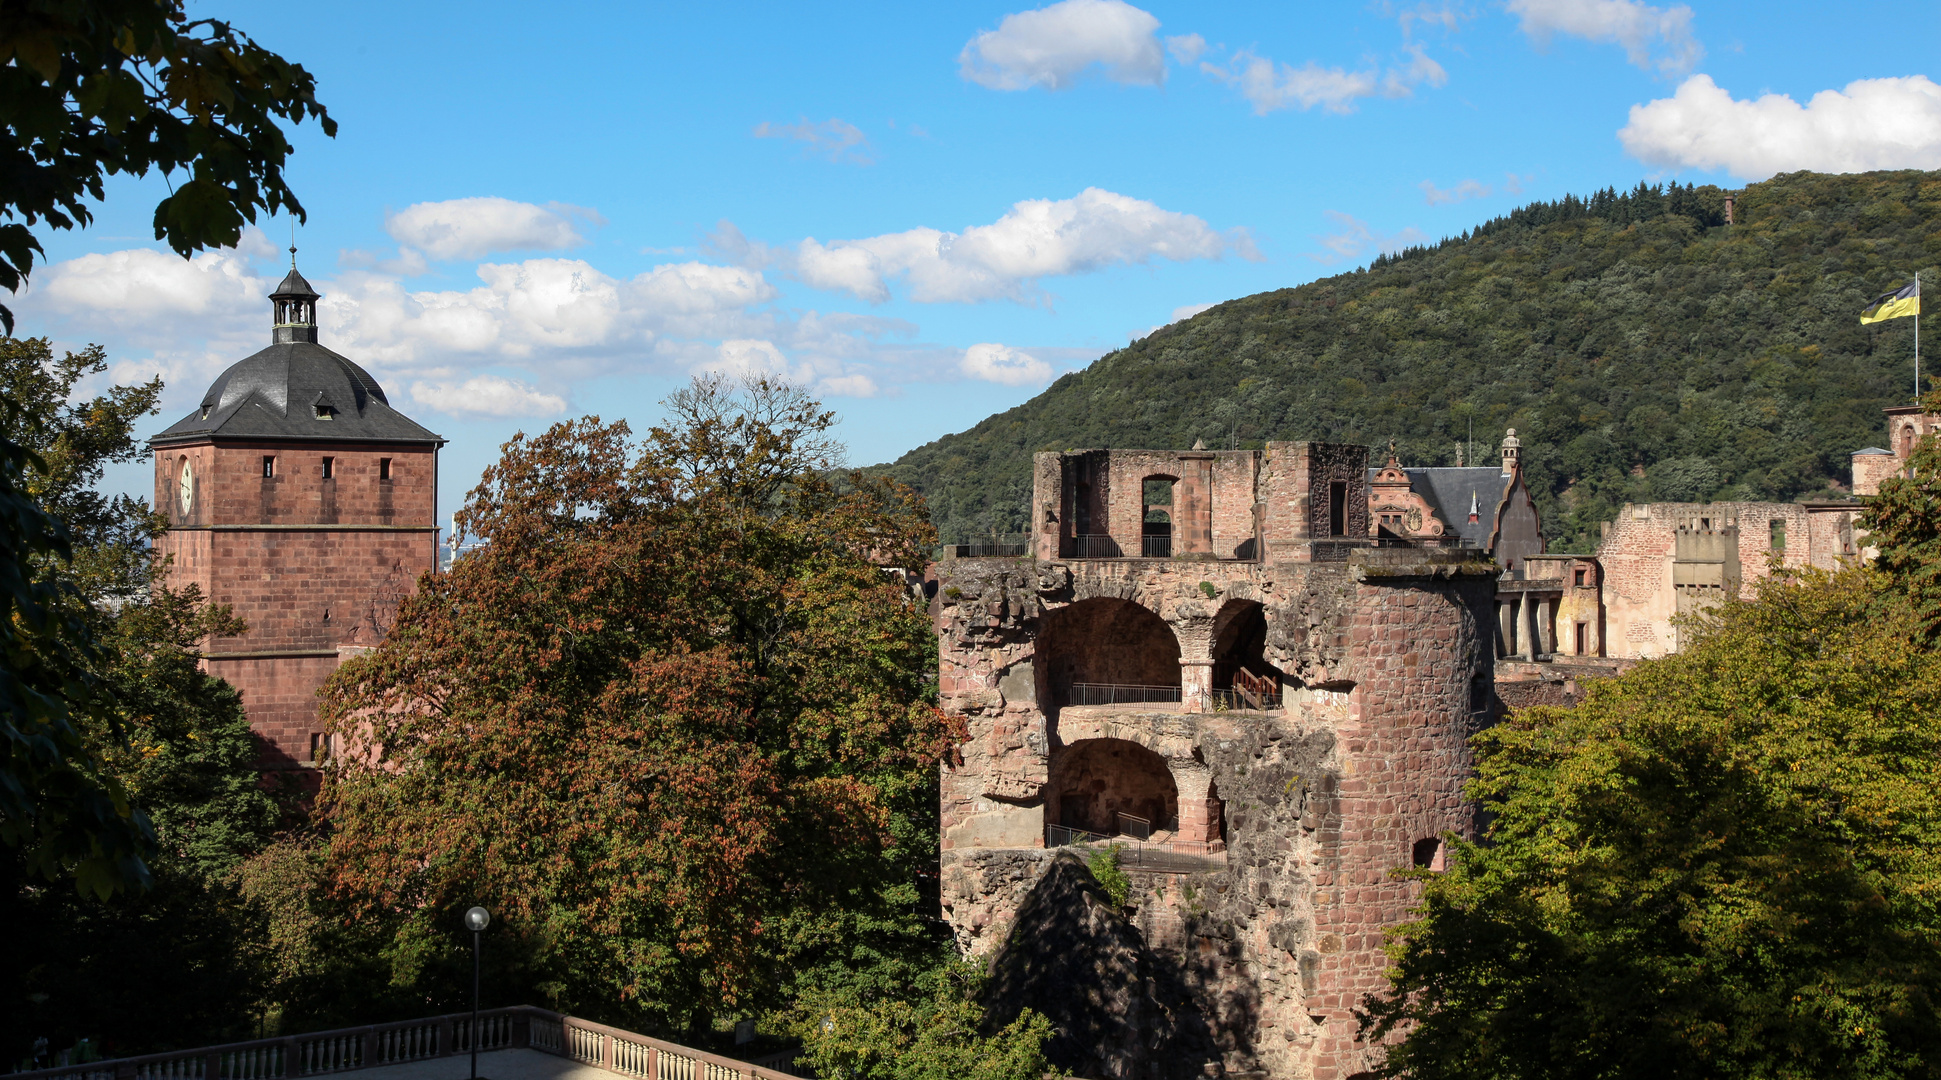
[935,443,1496,1080]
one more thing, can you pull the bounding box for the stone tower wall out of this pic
[153,439,438,769]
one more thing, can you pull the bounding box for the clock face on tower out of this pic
[178,459,194,515]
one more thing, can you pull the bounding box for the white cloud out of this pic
[816,373,881,398]
[37,247,264,337]
[960,0,1165,91]
[753,117,874,164]
[1506,0,1700,76]
[788,187,1243,304]
[384,197,602,261]
[1619,74,1941,179]
[1309,211,1429,263]
[408,375,568,418]
[1419,173,1529,205]
[960,343,1054,385]
[1202,41,1445,115]
[1130,301,1219,341]
[691,339,880,398]
[1165,33,1206,65]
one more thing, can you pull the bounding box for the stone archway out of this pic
[1038,597,1181,709]
[1047,737,1179,838]
[1210,598,1281,707]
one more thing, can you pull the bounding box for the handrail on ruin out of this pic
[8,1006,806,1080]
[1062,682,1182,709]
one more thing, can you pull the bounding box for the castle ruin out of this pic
[934,442,1497,1079]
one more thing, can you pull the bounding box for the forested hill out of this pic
[879,170,1941,553]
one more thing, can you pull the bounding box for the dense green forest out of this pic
[881,170,1941,553]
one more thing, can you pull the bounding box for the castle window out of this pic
[1770,518,1786,551]
[379,457,392,481]
[262,455,276,478]
[1329,481,1348,537]
[309,731,334,764]
[321,456,334,480]
[1412,837,1446,871]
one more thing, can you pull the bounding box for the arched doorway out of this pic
[1039,597,1181,709]
[1047,738,1178,840]
[1211,599,1282,709]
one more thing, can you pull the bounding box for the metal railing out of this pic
[1141,534,1172,558]
[1068,534,1122,558]
[1045,823,1226,859]
[944,543,1027,558]
[8,1007,806,1080]
[1063,682,1181,709]
[1116,812,1151,840]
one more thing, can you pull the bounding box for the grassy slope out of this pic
[880,170,1941,552]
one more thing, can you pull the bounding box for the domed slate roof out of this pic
[151,266,444,448]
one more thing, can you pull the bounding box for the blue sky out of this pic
[15,0,1941,519]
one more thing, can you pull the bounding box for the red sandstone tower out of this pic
[150,261,444,771]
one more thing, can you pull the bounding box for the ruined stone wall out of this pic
[1595,501,1811,659]
[935,515,1495,1079]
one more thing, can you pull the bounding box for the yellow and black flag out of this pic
[1861,281,1921,324]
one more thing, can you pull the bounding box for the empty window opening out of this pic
[1575,621,1588,655]
[321,456,334,480]
[1141,476,1176,557]
[314,404,335,420]
[1770,518,1786,551]
[379,457,393,481]
[1329,481,1348,537]
[1048,738,1181,843]
[1412,837,1446,871]
[1699,517,1712,531]
[309,731,334,763]
[262,455,276,478]
[1904,425,1917,458]
[1573,567,1587,587]
[1074,482,1092,534]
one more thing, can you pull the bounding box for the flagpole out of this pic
[1917,271,1922,404]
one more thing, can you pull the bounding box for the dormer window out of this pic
[315,404,335,420]
[200,401,213,420]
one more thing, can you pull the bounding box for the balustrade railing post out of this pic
[437,1018,454,1059]
[281,1038,298,1078]
[645,1046,656,1080]
[511,1012,530,1050]
[599,1034,611,1069]
[204,1050,223,1080]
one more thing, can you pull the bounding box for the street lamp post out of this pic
[464,906,490,1080]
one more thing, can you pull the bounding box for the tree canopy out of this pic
[882,170,1941,552]
[0,0,335,332]
[1362,530,1941,1075]
[319,377,958,1032]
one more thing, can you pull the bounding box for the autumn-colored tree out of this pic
[319,377,958,1033]
[1360,560,1941,1078]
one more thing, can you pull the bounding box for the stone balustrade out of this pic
[11,1006,804,1080]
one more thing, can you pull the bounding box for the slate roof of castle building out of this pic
[1367,465,1510,549]
[151,263,444,447]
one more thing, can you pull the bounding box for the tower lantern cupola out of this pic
[1500,428,1521,473]
[270,248,321,345]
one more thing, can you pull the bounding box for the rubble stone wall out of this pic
[935,480,1495,1080]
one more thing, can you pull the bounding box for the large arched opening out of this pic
[1039,597,1181,709]
[1210,599,1282,708]
[1047,737,1179,840]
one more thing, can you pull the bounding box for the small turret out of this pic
[1501,428,1521,474]
[270,247,321,345]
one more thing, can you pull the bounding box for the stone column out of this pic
[1177,618,1214,712]
[1496,597,1516,659]
[1170,759,1220,844]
